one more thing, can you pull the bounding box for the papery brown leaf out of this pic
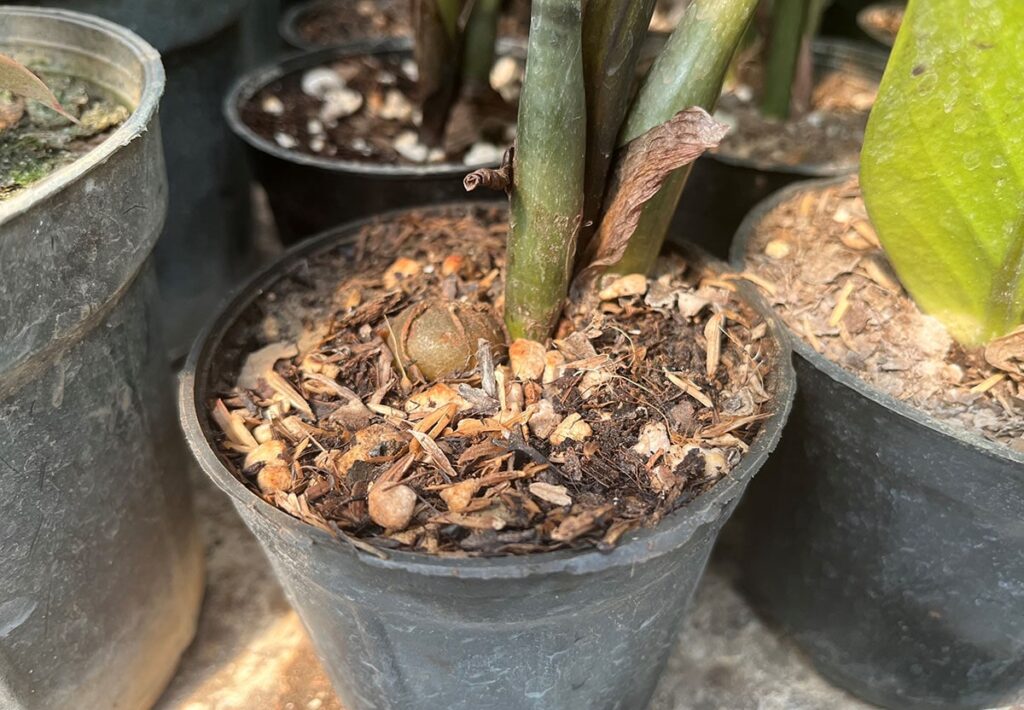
[0,54,80,124]
[573,107,728,290]
[984,325,1024,376]
[463,146,513,192]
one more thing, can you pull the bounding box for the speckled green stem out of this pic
[580,0,658,247]
[462,0,501,90]
[610,0,758,275]
[761,0,809,120]
[505,0,586,341]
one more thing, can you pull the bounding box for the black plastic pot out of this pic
[279,0,397,51]
[225,39,518,245]
[0,8,204,709]
[670,39,887,260]
[7,0,257,357]
[727,179,1024,710]
[180,203,796,710]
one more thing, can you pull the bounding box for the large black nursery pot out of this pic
[0,8,204,709]
[728,179,1024,710]
[671,39,887,260]
[7,0,258,356]
[180,204,796,710]
[225,39,516,245]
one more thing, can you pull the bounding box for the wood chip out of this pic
[970,373,1006,394]
[598,273,648,300]
[704,312,725,378]
[212,399,258,450]
[549,413,593,446]
[410,430,458,478]
[238,341,298,390]
[829,280,856,327]
[665,370,714,408]
[528,482,572,506]
[264,370,314,417]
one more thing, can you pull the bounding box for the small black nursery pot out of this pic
[729,180,1024,710]
[180,203,796,710]
[225,39,519,245]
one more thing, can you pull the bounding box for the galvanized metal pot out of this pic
[728,179,1024,710]
[7,0,257,357]
[179,204,796,710]
[0,8,204,709]
[670,40,887,259]
[225,39,514,245]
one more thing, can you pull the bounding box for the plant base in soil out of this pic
[206,205,780,556]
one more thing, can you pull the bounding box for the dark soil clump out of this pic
[743,176,1023,450]
[206,206,783,557]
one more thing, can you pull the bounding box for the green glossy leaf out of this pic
[860,0,1024,347]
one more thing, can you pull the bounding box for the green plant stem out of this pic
[580,0,658,247]
[414,0,466,147]
[505,0,586,341]
[610,0,758,275]
[761,0,809,120]
[462,0,501,91]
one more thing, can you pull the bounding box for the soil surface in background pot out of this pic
[715,61,877,170]
[859,4,904,46]
[240,53,520,166]
[0,71,129,199]
[293,0,530,46]
[206,206,780,556]
[743,176,1023,450]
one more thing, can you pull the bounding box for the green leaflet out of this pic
[860,0,1024,347]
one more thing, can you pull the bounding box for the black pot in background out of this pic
[180,203,796,710]
[279,0,396,52]
[670,39,887,260]
[727,178,1024,710]
[225,39,518,245]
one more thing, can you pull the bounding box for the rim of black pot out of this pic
[180,201,797,580]
[731,177,1024,470]
[223,37,520,179]
[709,38,889,178]
[856,2,903,49]
[279,0,346,53]
[0,6,165,225]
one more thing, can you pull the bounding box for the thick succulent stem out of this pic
[580,0,659,248]
[761,0,809,120]
[610,0,758,275]
[462,0,501,92]
[505,0,586,341]
[414,0,466,147]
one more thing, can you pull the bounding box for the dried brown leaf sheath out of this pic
[574,107,728,289]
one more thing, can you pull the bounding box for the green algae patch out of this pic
[0,71,130,200]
